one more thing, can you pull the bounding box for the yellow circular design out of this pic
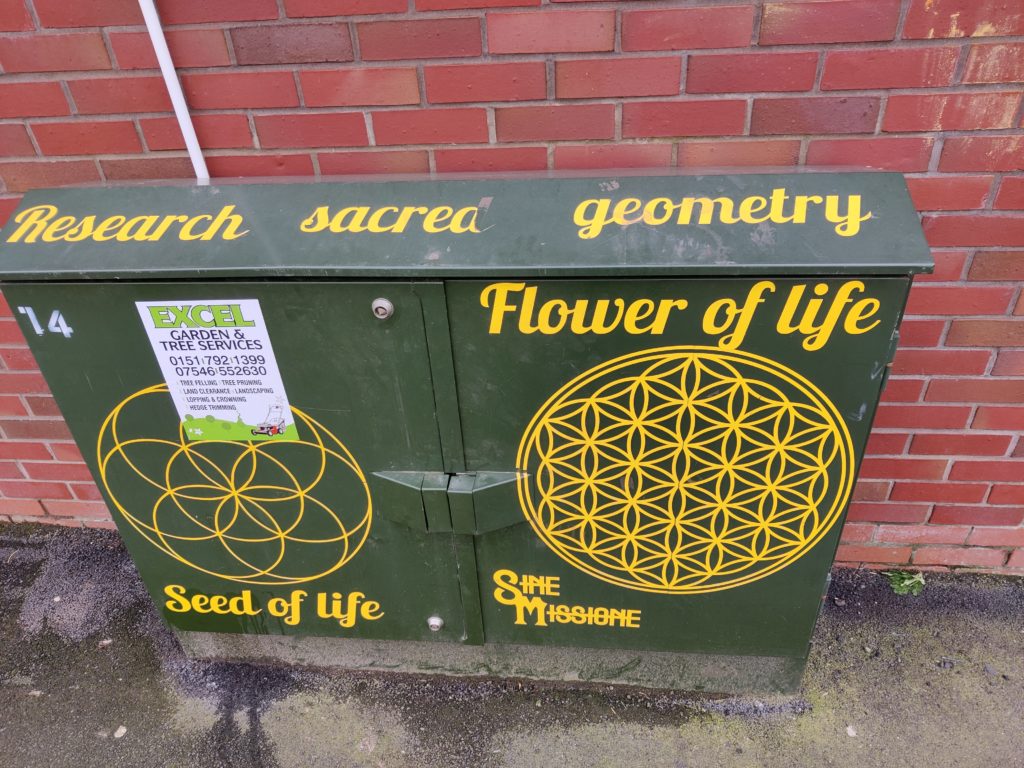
[97,384,371,585]
[517,346,853,595]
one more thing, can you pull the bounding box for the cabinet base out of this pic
[175,630,805,694]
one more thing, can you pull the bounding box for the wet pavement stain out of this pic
[0,524,1022,768]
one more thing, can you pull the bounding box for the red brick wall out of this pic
[0,0,1022,573]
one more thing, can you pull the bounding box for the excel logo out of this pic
[147,303,256,329]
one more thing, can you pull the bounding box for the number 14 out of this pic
[17,306,74,339]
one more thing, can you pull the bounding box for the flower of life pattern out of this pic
[97,384,371,585]
[516,347,854,594]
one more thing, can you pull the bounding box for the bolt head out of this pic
[427,615,444,632]
[371,298,394,320]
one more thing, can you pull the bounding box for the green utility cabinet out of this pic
[0,173,931,689]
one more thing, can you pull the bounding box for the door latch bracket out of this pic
[371,470,524,534]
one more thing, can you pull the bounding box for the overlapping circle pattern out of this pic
[517,347,853,594]
[97,384,371,585]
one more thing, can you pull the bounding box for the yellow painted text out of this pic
[6,204,249,244]
[164,584,262,617]
[315,591,384,628]
[481,282,688,335]
[492,569,641,629]
[300,204,481,234]
[573,188,871,239]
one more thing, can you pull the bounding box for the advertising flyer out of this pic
[135,299,296,441]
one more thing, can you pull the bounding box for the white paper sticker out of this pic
[136,299,296,441]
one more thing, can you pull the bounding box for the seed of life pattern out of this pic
[97,384,371,585]
[516,347,854,594]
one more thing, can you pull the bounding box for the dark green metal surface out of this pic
[0,173,931,679]
[2,281,468,642]
[0,173,930,280]
[447,277,908,657]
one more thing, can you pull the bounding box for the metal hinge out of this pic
[369,470,523,535]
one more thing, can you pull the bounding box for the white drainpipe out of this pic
[138,0,210,184]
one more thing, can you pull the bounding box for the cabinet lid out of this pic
[0,172,932,281]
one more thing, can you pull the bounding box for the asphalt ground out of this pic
[1,523,1022,768]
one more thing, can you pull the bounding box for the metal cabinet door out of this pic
[445,277,908,657]
[6,280,469,643]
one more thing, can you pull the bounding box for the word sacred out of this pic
[300,203,482,234]
[493,569,642,629]
[573,188,872,239]
[6,204,249,243]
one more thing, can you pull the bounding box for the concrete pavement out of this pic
[1,524,1021,768]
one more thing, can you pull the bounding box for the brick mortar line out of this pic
[486,106,497,144]
[871,443,1020,452]
[958,247,977,283]
[874,93,888,136]
[811,49,824,94]
[940,453,954,481]
[347,18,361,62]
[223,27,238,66]
[99,27,118,69]
[130,116,147,153]
[416,63,427,107]
[20,119,43,158]
[5,156,1024,175]
[247,113,262,150]
[11,98,1024,137]
[7,39,1024,76]
[12,88,1024,115]
[92,155,106,183]
[888,375,1024,384]
[8,145,1024,165]
[6,189,1020,204]
[982,175,1002,210]
[894,0,911,39]
[908,278,1024,290]
[750,0,764,46]
[923,458,1023,468]
[951,36,972,86]
[0,131,1013,148]
[57,79,78,115]
[982,482,998,506]
[4,62,1018,85]
[1012,93,1024,138]
[7,86,1024,112]
[12,41,1024,71]
[12,5,1024,41]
